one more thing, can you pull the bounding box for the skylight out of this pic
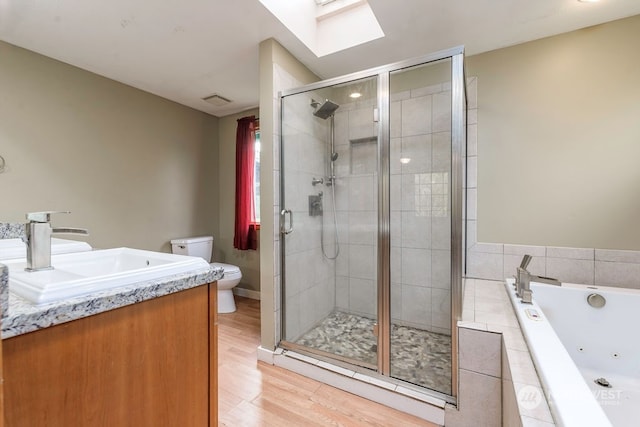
[259,0,384,57]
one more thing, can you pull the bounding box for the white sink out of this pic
[4,247,211,305]
[0,238,92,261]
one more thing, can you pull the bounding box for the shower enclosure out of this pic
[279,47,466,401]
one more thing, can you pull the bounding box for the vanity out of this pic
[0,253,223,426]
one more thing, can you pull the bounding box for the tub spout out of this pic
[515,255,560,304]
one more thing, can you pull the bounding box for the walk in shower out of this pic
[279,47,466,401]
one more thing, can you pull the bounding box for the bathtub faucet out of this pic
[25,211,89,272]
[515,254,561,304]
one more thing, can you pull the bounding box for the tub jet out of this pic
[594,377,612,388]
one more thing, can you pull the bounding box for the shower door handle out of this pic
[280,209,293,235]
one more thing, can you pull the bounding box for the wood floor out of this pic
[218,297,438,426]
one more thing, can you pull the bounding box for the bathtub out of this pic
[506,278,639,427]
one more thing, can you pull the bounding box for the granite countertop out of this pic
[0,262,223,339]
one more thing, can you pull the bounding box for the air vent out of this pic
[202,94,232,106]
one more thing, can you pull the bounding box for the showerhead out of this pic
[330,152,339,161]
[313,99,340,119]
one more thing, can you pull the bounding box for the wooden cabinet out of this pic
[2,283,217,427]
[0,313,4,427]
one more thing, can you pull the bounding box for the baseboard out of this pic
[257,346,278,364]
[233,287,260,300]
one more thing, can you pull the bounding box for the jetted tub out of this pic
[506,278,639,427]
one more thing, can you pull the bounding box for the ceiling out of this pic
[1,0,639,117]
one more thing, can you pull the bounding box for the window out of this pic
[233,115,258,250]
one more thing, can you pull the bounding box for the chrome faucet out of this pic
[515,254,561,304]
[25,211,89,272]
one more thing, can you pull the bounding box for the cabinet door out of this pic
[210,281,218,425]
[3,285,211,427]
[0,315,4,427]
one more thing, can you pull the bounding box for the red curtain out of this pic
[233,116,258,250]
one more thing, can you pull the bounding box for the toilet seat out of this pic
[211,262,241,280]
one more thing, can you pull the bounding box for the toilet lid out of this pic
[211,262,240,274]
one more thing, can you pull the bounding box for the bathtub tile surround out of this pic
[2,266,222,338]
[469,242,640,289]
[595,249,640,287]
[454,278,556,427]
[458,327,501,378]
[446,369,501,427]
[0,223,25,240]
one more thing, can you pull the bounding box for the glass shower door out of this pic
[388,58,453,395]
[278,48,465,402]
[280,76,380,369]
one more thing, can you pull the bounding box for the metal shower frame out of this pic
[278,45,466,402]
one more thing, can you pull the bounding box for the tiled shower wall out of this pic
[276,72,492,338]
[390,82,453,335]
[279,73,337,341]
[332,97,378,322]
[331,81,454,335]
[465,77,640,290]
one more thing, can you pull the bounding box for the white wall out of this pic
[467,14,640,251]
[0,41,219,252]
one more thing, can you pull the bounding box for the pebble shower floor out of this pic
[295,311,451,394]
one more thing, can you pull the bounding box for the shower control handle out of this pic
[280,209,293,235]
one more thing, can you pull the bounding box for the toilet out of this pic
[170,236,242,313]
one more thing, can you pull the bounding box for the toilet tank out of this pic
[170,236,213,262]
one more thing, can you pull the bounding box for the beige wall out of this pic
[467,14,640,250]
[259,38,320,350]
[0,41,219,252]
[216,108,260,292]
